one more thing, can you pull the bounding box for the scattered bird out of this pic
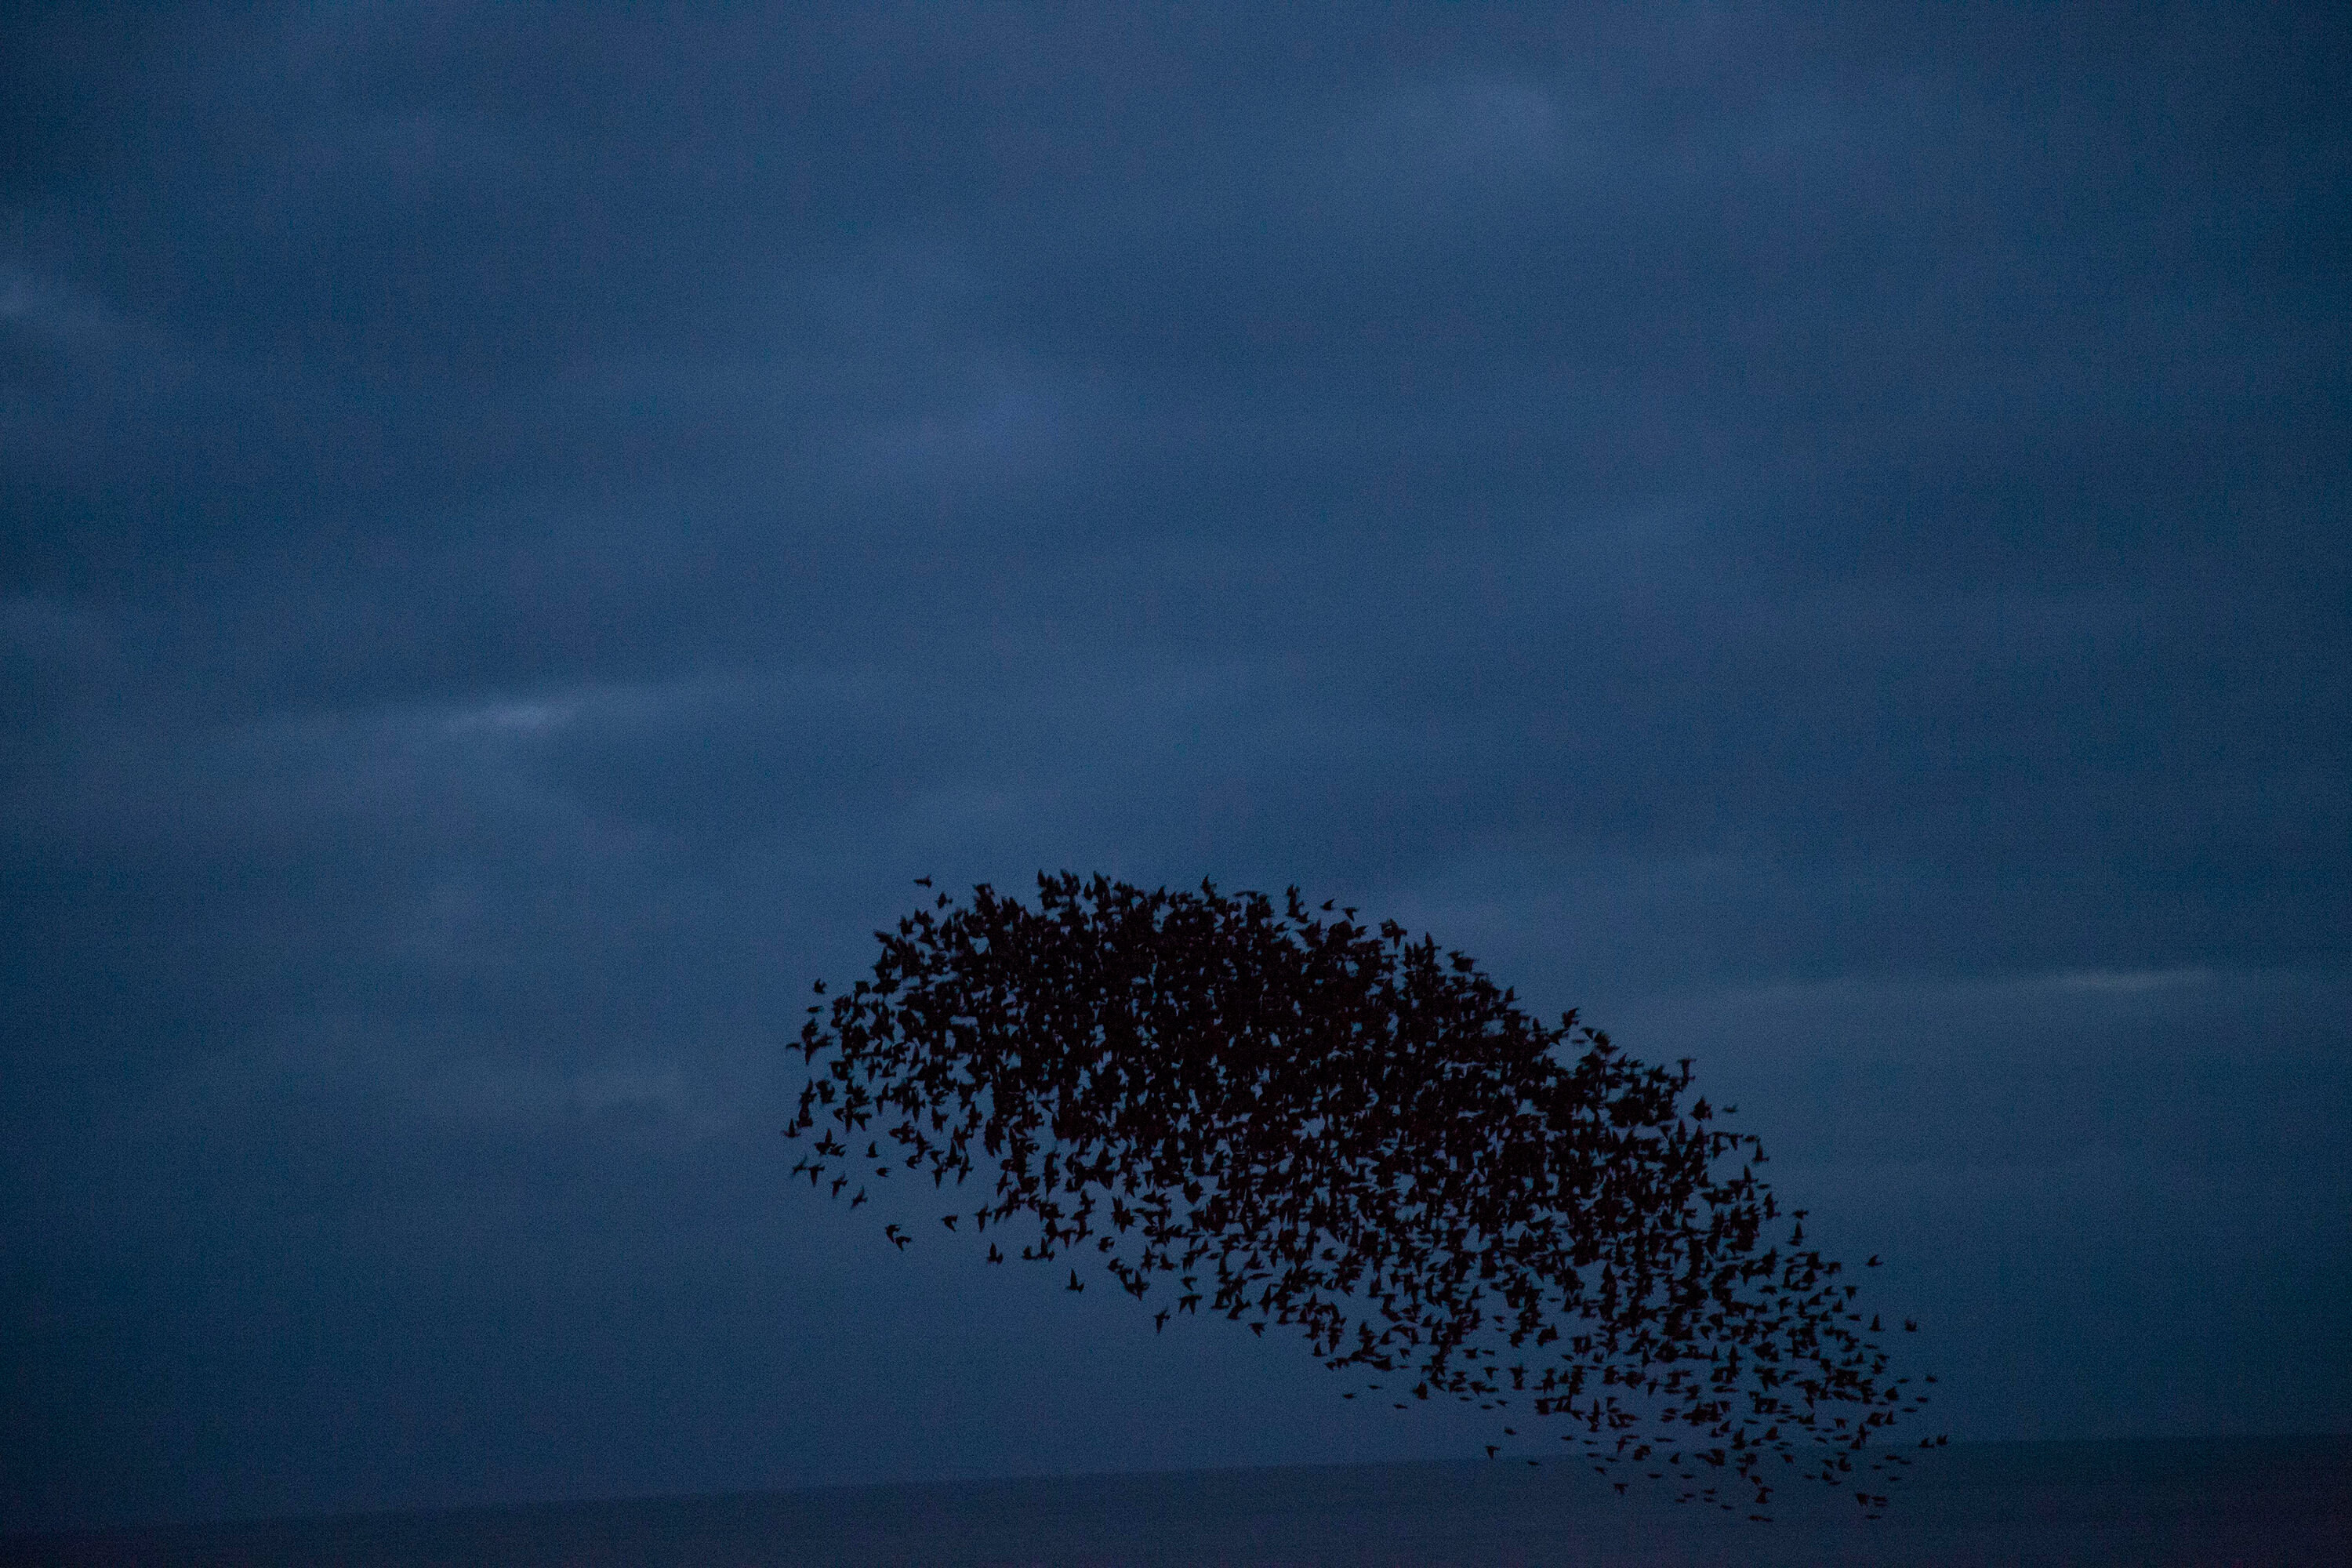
[783,873,1937,1522]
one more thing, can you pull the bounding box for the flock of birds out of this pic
[785,873,1944,1523]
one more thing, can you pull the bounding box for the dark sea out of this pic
[8,1439,2346,1566]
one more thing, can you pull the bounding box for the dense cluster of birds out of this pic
[785,873,1943,1521]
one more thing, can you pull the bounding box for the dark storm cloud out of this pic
[4,0,2346,1532]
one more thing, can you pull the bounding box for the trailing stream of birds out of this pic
[785,873,1945,1521]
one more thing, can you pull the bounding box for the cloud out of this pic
[2043,967,2218,996]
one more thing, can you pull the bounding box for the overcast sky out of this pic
[4,1,2347,1534]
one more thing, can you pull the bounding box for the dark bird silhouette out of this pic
[784,873,1937,1519]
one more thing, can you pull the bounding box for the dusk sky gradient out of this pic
[4,1,2347,1534]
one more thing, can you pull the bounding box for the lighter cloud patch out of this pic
[847,383,1060,489]
[0,262,220,469]
[270,7,532,187]
[1651,965,2231,1013]
[463,1058,713,1130]
[0,267,37,324]
[434,674,739,740]
[184,1015,744,1145]
[0,262,139,354]
[348,109,527,183]
[432,666,906,764]
[1390,76,1566,171]
[1315,74,1582,218]
[2045,967,2217,995]
[0,263,67,333]
[905,778,1069,841]
[0,594,113,663]
[436,1054,743,1142]
[445,698,585,735]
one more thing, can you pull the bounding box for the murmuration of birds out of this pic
[785,873,1946,1522]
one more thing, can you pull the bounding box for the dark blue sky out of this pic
[4,1,2347,1534]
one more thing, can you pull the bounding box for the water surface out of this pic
[9,1437,2346,1566]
